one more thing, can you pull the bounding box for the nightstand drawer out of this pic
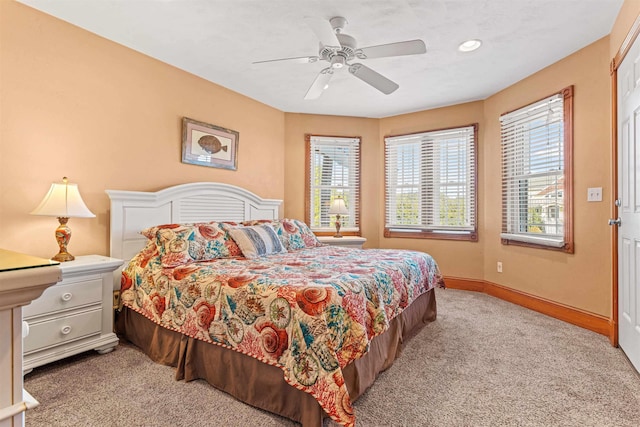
[23,309,102,354]
[317,236,367,249]
[23,278,102,318]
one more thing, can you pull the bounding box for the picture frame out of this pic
[182,117,239,170]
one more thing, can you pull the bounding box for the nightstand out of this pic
[317,236,367,249]
[22,255,123,372]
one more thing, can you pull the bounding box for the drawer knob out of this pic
[61,292,73,302]
[22,321,30,338]
[61,325,72,335]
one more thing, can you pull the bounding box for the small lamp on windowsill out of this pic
[30,177,95,262]
[328,197,349,238]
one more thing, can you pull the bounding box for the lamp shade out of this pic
[328,197,349,215]
[31,178,95,218]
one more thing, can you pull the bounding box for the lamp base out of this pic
[53,217,75,262]
[334,215,343,238]
[52,251,75,262]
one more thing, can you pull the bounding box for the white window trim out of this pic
[500,86,574,253]
[306,135,361,234]
[384,124,478,241]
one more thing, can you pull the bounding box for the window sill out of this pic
[384,228,477,242]
[500,235,573,254]
[312,231,360,237]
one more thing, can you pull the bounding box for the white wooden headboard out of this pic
[106,182,281,276]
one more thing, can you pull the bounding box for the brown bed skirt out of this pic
[116,288,437,426]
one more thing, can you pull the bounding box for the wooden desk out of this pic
[0,250,61,427]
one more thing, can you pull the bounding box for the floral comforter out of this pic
[120,244,444,427]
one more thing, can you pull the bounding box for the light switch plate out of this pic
[587,187,602,202]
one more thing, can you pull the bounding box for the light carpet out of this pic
[24,288,640,426]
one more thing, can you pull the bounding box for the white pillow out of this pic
[228,224,287,259]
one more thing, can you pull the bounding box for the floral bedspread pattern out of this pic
[120,245,444,427]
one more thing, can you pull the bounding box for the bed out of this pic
[107,182,444,427]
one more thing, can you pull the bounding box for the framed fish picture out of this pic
[181,117,239,170]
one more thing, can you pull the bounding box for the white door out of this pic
[617,33,640,373]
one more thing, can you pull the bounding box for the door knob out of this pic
[608,218,621,226]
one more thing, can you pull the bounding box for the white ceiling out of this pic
[18,0,623,118]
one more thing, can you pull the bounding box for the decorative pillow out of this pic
[145,222,243,267]
[141,223,183,240]
[241,219,321,251]
[240,219,284,245]
[141,221,240,240]
[279,219,322,250]
[227,224,287,259]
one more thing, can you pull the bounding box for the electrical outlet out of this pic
[587,187,602,202]
[497,261,503,273]
[113,290,121,309]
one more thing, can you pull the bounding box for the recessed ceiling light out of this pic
[458,39,482,52]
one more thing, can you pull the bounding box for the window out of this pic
[384,124,477,241]
[305,135,360,235]
[500,86,573,252]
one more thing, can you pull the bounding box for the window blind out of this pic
[308,136,360,233]
[500,93,565,247]
[384,125,476,237]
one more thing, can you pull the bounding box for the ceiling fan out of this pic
[253,16,427,99]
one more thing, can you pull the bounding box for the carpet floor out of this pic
[24,288,640,426]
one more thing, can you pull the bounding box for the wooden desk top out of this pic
[0,249,59,272]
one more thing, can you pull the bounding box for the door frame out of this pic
[610,14,640,346]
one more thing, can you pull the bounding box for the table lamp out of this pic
[328,197,349,238]
[31,177,95,262]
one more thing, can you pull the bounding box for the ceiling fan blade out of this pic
[304,68,333,100]
[253,56,319,65]
[357,39,426,59]
[304,16,340,47]
[348,63,399,95]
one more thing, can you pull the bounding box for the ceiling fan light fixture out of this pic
[264,16,425,99]
[331,55,346,69]
[458,39,482,52]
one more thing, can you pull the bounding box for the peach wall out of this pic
[610,0,640,58]
[378,102,485,280]
[483,37,612,316]
[283,113,380,248]
[0,1,285,259]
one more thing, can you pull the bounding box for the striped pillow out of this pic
[241,218,322,251]
[228,224,287,259]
